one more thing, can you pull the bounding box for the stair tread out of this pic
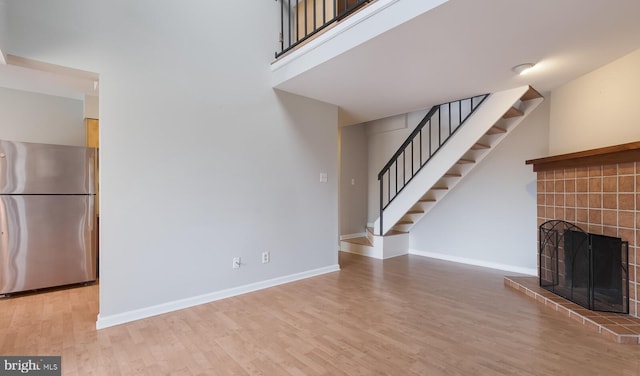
[457,158,475,164]
[471,142,490,150]
[386,229,408,236]
[396,220,414,225]
[406,210,425,214]
[503,106,524,119]
[486,126,506,135]
[444,172,462,177]
[431,186,448,190]
[419,198,436,202]
[521,86,543,101]
[342,236,372,247]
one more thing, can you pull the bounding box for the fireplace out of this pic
[539,220,629,313]
[526,142,639,318]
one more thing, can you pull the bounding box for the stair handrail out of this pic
[377,94,489,235]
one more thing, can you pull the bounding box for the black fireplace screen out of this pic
[539,220,629,313]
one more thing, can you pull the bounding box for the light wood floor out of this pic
[2,252,639,375]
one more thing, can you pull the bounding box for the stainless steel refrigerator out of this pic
[0,139,97,295]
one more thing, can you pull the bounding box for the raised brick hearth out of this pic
[505,276,640,344]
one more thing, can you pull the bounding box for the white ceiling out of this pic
[273,0,640,125]
[0,53,98,100]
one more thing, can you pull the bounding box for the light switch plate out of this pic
[320,172,328,183]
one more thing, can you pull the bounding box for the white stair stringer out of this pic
[373,85,544,235]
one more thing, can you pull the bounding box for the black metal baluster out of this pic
[458,100,462,132]
[436,109,440,157]
[387,168,390,206]
[419,129,422,166]
[379,177,383,235]
[295,0,299,43]
[411,140,414,176]
[276,0,284,57]
[428,119,432,158]
[402,150,406,186]
[395,159,398,195]
[323,0,326,23]
[313,0,317,32]
[282,0,293,51]
[446,103,450,146]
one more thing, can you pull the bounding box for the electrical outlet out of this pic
[233,257,241,269]
[262,251,270,264]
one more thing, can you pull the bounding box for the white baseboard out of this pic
[409,250,537,276]
[96,264,341,329]
[339,232,367,240]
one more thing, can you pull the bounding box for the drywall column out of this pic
[340,123,368,236]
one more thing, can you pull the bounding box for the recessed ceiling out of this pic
[273,0,640,125]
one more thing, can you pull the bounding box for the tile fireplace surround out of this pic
[518,142,640,343]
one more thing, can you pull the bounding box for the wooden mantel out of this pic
[525,141,640,172]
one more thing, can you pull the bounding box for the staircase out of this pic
[341,85,544,259]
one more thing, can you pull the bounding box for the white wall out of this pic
[339,123,368,235]
[550,48,640,154]
[410,98,550,272]
[0,86,84,146]
[6,1,339,325]
[365,113,411,223]
[0,0,6,62]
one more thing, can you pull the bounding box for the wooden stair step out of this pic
[386,229,408,236]
[457,158,475,164]
[418,198,436,203]
[406,210,425,215]
[444,172,462,177]
[431,186,448,190]
[486,126,507,135]
[343,236,372,246]
[396,220,413,225]
[521,86,543,101]
[471,142,490,150]
[503,106,524,119]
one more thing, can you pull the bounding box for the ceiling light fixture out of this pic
[512,63,535,75]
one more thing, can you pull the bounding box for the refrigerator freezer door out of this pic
[0,195,96,294]
[0,140,95,194]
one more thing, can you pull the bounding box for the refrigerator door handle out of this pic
[88,195,94,231]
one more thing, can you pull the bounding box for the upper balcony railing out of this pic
[276,0,370,58]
